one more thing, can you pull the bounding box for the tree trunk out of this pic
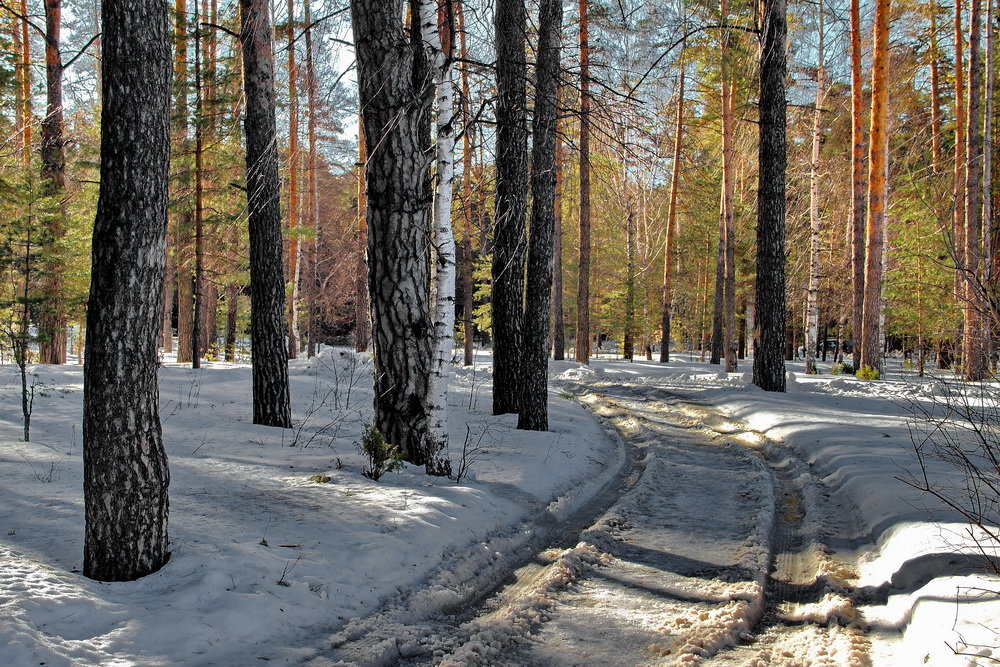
[354,119,371,352]
[458,0,476,366]
[954,0,968,370]
[192,3,205,369]
[660,66,684,363]
[224,283,238,361]
[491,0,528,414]
[518,0,561,431]
[240,0,292,428]
[84,0,171,582]
[553,122,566,361]
[963,0,988,380]
[172,0,193,365]
[849,0,866,369]
[286,0,301,360]
[753,0,787,392]
[575,0,592,364]
[352,0,437,466]
[710,196,725,365]
[930,3,943,173]
[721,1,737,373]
[39,0,67,364]
[805,4,825,375]
[624,196,636,362]
[424,0,456,474]
[859,0,890,374]
[304,0,320,357]
[13,0,31,161]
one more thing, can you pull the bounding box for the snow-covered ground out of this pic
[1,349,998,665]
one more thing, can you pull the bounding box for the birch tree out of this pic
[423,0,456,474]
[805,2,825,375]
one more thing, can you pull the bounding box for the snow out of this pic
[1,349,998,665]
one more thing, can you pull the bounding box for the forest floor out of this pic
[0,349,997,665]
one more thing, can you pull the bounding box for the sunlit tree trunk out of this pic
[354,119,371,352]
[192,2,205,369]
[859,0,891,373]
[286,0,301,359]
[805,4,825,375]
[930,3,943,173]
[721,0,737,373]
[84,0,171,582]
[423,0,456,474]
[553,121,566,361]
[954,0,968,370]
[963,0,989,380]
[352,0,440,468]
[458,0,476,366]
[38,0,67,364]
[575,0,592,364]
[240,0,292,428]
[849,0,866,369]
[304,0,321,357]
[753,0,787,392]
[660,66,684,363]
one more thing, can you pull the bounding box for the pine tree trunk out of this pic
[805,5,825,375]
[285,0,300,360]
[458,1,476,367]
[930,3,943,173]
[354,120,371,352]
[424,0,456,474]
[192,6,205,369]
[720,1,737,373]
[710,203,725,365]
[963,0,989,380]
[240,0,292,428]
[225,283,238,361]
[84,0,171,582]
[954,0,968,369]
[304,0,320,357]
[753,0,787,392]
[13,0,31,161]
[172,0,193,365]
[860,0,891,374]
[352,0,436,465]
[38,0,67,364]
[518,0,562,431]
[660,67,684,363]
[553,129,566,361]
[491,0,528,414]
[575,0,592,365]
[624,199,636,362]
[849,0,866,370]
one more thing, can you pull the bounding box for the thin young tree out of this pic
[962,0,988,380]
[491,0,528,414]
[849,0,866,369]
[753,0,787,392]
[805,1,826,375]
[575,0,592,364]
[240,0,292,428]
[286,0,301,359]
[660,64,684,363]
[84,0,172,582]
[519,0,562,431]
[859,0,890,374]
[351,0,443,470]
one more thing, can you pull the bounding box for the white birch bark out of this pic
[422,0,456,473]
[805,3,825,374]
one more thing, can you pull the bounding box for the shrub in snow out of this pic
[831,362,854,375]
[356,424,404,481]
[855,365,879,381]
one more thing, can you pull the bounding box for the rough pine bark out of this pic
[661,67,684,363]
[849,0,866,369]
[575,0,592,364]
[519,0,562,431]
[859,0,890,374]
[753,0,787,392]
[491,0,529,414]
[354,120,371,352]
[720,1,737,373]
[38,0,67,364]
[351,0,438,466]
[84,0,171,582]
[240,0,292,428]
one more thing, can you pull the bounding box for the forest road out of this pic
[314,382,872,666]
